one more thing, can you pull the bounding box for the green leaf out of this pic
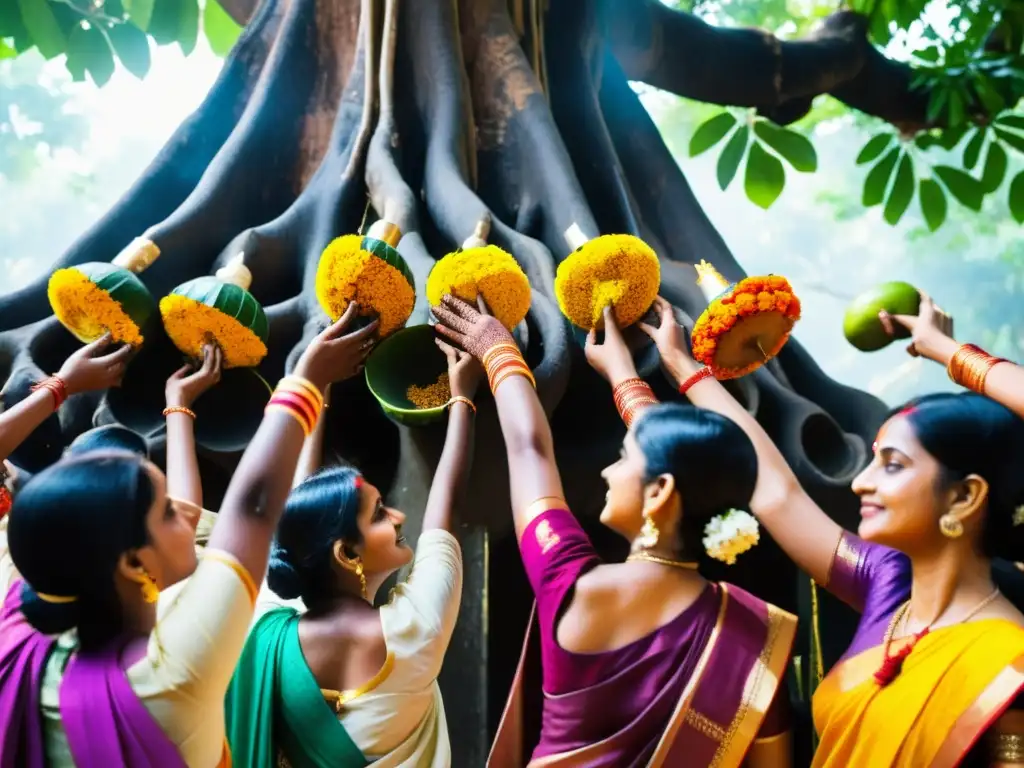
[177,0,198,54]
[65,24,115,87]
[934,166,984,211]
[753,121,817,172]
[973,75,1005,116]
[995,114,1024,130]
[947,89,964,127]
[883,154,915,225]
[0,38,15,58]
[689,112,737,157]
[16,0,66,59]
[962,129,985,170]
[124,0,155,31]
[0,1,28,38]
[856,133,893,165]
[1009,171,1024,224]
[202,0,241,57]
[744,142,786,209]
[913,46,940,63]
[108,21,151,78]
[918,179,947,231]
[716,125,748,191]
[862,147,900,207]
[994,127,1024,155]
[926,88,948,123]
[981,142,1007,193]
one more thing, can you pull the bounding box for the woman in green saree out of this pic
[225,339,480,768]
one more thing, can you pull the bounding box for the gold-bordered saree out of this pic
[812,618,1024,767]
[489,583,796,768]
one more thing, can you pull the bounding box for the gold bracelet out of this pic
[281,375,325,410]
[447,396,476,414]
[163,406,197,419]
[946,343,1006,394]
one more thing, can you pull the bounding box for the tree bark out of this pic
[0,0,888,759]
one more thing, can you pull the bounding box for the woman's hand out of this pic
[438,339,483,400]
[166,343,222,409]
[293,304,379,392]
[585,306,639,385]
[638,296,702,383]
[879,292,959,365]
[56,334,134,394]
[433,295,515,361]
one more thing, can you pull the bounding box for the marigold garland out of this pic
[316,234,416,337]
[48,268,148,347]
[159,295,268,369]
[554,234,660,330]
[690,274,802,379]
[426,245,531,331]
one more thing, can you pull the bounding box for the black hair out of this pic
[267,466,363,603]
[632,403,758,561]
[895,392,1024,560]
[7,451,154,649]
[66,425,150,460]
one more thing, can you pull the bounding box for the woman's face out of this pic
[599,433,648,539]
[136,463,199,590]
[851,414,954,553]
[352,480,412,575]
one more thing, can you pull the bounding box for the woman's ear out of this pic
[332,540,362,573]
[946,474,989,528]
[643,473,676,519]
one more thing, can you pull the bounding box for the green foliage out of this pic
[680,0,1024,233]
[2,0,241,85]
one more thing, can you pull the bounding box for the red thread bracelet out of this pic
[679,367,714,395]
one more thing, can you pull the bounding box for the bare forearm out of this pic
[0,390,56,463]
[985,363,1024,420]
[165,414,203,508]
[493,377,565,538]
[422,403,475,533]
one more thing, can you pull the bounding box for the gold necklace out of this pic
[626,552,699,570]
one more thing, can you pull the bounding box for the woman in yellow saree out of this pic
[640,295,1024,766]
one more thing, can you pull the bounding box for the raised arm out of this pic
[163,343,222,511]
[433,295,564,541]
[0,335,131,463]
[292,383,331,488]
[421,340,480,533]
[885,294,1024,420]
[584,306,660,426]
[206,305,378,584]
[640,297,842,586]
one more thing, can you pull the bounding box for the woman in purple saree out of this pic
[0,307,377,767]
[433,297,796,768]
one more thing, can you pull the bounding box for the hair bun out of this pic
[267,546,304,600]
[19,582,81,635]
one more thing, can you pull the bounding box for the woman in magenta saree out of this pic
[433,297,796,768]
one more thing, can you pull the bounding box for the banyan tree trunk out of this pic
[0,0,890,763]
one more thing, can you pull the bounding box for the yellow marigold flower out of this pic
[48,265,154,347]
[554,234,660,329]
[426,245,531,330]
[316,234,416,337]
[406,372,451,409]
[160,295,268,369]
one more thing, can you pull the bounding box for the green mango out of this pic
[843,281,921,352]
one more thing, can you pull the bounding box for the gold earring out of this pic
[354,560,368,601]
[939,513,964,539]
[634,511,660,552]
[134,570,159,604]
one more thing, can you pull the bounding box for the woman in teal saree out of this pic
[225,340,480,767]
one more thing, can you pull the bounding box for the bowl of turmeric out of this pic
[364,323,452,427]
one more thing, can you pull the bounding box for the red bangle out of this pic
[31,376,69,410]
[678,367,714,395]
[0,486,11,519]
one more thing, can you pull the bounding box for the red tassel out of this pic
[0,486,11,519]
[874,627,929,686]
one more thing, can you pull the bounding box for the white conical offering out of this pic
[694,260,732,304]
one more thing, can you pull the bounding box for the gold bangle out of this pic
[280,375,325,409]
[265,404,313,438]
[482,343,521,368]
[163,406,197,419]
[447,396,476,414]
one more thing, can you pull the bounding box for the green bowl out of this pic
[365,323,450,427]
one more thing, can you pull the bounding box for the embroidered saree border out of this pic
[930,653,1024,767]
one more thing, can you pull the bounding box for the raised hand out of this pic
[166,343,223,409]
[294,303,379,391]
[437,338,483,401]
[56,333,135,394]
[879,292,957,363]
[432,295,515,361]
[585,306,639,384]
[637,296,702,382]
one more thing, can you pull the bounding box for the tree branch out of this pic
[219,0,261,27]
[600,0,931,132]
